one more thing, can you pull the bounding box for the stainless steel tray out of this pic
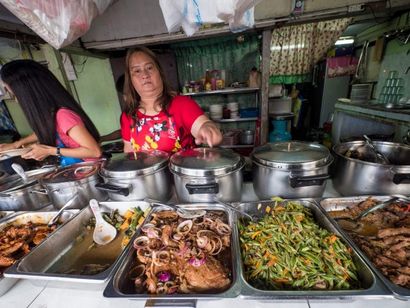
[4,201,150,290]
[235,199,392,300]
[103,203,241,300]
[0,211,14,223]
[0,210,77,296]
[320,196,410,300]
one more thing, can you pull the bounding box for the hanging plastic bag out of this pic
[0,0,114,49]
[159,0,262,37]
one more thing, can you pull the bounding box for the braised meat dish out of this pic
[0,222,56,273]
[130,209,232,294]
[330,197,410,288]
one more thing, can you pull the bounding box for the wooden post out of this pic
[260,29,271,144]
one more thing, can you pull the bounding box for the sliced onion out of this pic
[156,287,168,294]
[215,221,231,235]
[188,254,206,267]
[157,271,171,282]
[147,228,160,239]
[196,236,209,248]
[141,223,155,233]
[153,250,170,266]
[133,236,149,249]
[129,264,146,280]
[173,233,182,241]
[210,237,223,255]
[176,220,193,235]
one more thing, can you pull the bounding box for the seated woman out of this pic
[121,47,222,153]
[0,59,101,166]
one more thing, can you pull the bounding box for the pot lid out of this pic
[41,162,100,184]
[0,167,55,193]
[101,151,169,177]
[252,142,332,170]
[169,148,243,177]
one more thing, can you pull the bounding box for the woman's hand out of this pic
[194,121,223,148]
[0,142,18,151]
[21,144,54,161]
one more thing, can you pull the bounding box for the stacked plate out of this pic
[227,102,239,119]
[209,104,223,120]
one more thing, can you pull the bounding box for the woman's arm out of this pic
[22,125,101,161]
[191,115,223,147]
[123,140,133,153]
[0,133,37,151]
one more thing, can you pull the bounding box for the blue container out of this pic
[269,119,291,142]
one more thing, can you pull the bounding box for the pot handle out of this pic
[95,183,129,196]
[185,183,219,195]
[392,173,410,184]
[289,174,330,188]
[30,188,54,195]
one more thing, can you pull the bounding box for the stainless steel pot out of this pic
[97,151,172,202]
[0,167,56,211]
[169,148,245,203]
[251,142,333,199]
[40,161,107,209]
[332,141,410,196]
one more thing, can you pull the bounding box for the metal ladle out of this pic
[213,197,257,221]
[363,135,390,164]
[48,195,77,227]
[144,198,206,219]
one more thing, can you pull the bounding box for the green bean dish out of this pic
[239,201,359,290]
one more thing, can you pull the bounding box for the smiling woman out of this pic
[121,47,222,154]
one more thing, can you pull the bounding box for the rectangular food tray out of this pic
[0,210,78,296]
[4,201,150,290]
[320,196,410,300]
[234,199,392,300]
[103,203,241,300]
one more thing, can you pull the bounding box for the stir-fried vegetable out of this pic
[239,201,359,290]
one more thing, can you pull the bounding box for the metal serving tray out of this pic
[320,196,410,300]
[0,211,14,223]
[0,210,77,296]
[235,199,392,300]
[103,203,241,300]
[4,201,150,290]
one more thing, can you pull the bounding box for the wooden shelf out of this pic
[181,87,260,97]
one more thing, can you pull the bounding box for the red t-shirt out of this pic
[121,95,204,153]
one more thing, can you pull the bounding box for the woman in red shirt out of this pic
[121,47,222,153]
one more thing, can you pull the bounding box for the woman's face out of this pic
[129,51,163,99]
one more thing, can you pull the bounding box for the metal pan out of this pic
[0,210,77,296]
[4,201,150,290]
[235,199,392,300]
[0,211,14,223]
[320,196,410,300]
[103,203,241,301]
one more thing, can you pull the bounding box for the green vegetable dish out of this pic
[239,201,359,290]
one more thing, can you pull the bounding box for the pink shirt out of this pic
[55,108,97,162]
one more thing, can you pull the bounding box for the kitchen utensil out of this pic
[213,197,256,221]
[11,163,28,182]
[98,151,171,202]
[48,195,78,227]
[333,197,401,232]
[89,199,117,246]
[144,198,206,219]
[40,161,107,209]
[332,141,410,196]
[363,135,390,164]
[169,147,245,203]
[251,142,332,199]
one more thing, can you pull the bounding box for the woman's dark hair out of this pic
[123,47,175,123]
[0,59,100,146]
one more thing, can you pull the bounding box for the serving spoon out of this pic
[89,199,117,245]
[48,195,77,227]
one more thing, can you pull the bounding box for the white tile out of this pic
[309,298,409,308]
[0,279,44,308]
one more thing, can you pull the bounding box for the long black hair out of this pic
[123,47,176,124]
[0,59,100,146]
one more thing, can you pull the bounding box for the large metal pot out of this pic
[40,161,107,209]
[0,167,56,211]
[251,142,333,199]
[97,151,172,202]
[332,141,410,196]
[169,148,245,203]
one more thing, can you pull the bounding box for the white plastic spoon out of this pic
[89,199,117,245]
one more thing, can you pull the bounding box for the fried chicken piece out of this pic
[0,255,15,267]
